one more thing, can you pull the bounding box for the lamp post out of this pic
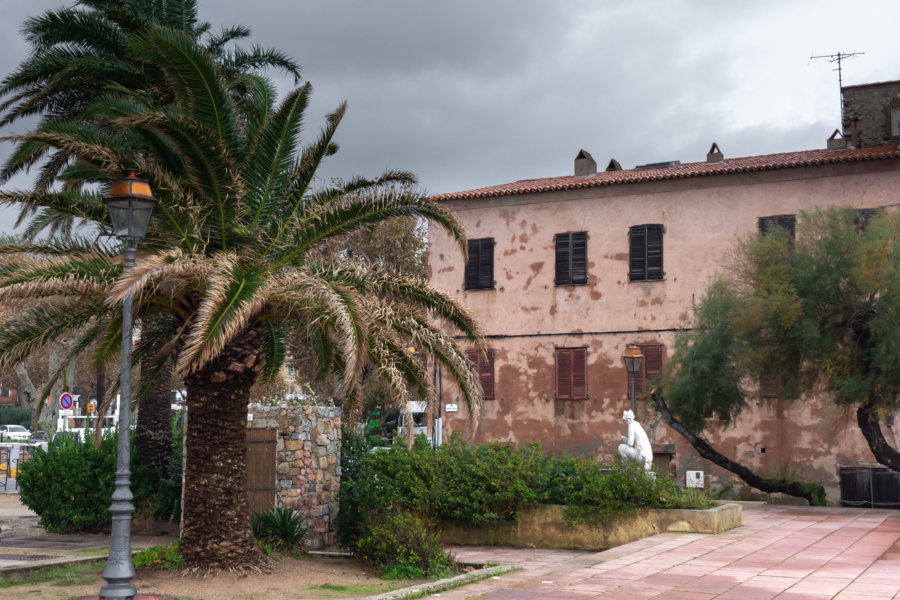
[622,344,644,414]
[100,170,156,600]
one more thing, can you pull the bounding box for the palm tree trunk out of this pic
[135,351,174,471]
[179,327,264,569]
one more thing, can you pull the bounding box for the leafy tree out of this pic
[0,27,483,569]
[655,206,900,502]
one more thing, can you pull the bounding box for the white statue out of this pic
[618,410,653,470]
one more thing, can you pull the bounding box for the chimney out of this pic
[826,129,846,151]
[606,159,623,171]
[706,142,724,165]
[574,150,597,178]
[850,117,859,149]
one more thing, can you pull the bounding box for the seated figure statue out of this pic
[617,410,653,470]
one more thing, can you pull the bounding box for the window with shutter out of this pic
[758,214,796,238]
[632,344,663,394]
[556,347,587,400]
[628,225,664,281]
[466,349,496,400]
[759,374,781,398]
[854,208,878,232]
[555,232,588,285]
[464,238,494,290]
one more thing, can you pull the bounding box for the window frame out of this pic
[466,349,496,400]
[628,224,664,282]
[758,214,796,238]
[554,232,588,286]
[464,238,495,290]
[556,347,588,400]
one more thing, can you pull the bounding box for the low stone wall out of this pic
[440,503,741,551]
[247,405,341,549]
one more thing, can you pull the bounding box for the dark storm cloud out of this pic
[0,0,897,234]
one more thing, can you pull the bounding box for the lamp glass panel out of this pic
[107,204,131,238]
[129,206,154,239]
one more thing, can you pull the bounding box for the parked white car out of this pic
[0,424,31,441]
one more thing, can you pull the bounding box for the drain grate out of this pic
[0,553,58,561]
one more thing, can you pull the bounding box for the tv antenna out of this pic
[810,51,864,123]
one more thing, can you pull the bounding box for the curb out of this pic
[346,563,521,600]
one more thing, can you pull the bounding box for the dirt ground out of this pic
[1,555,427,600]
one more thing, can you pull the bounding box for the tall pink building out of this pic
[427,81,900,504]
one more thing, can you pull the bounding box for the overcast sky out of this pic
[1,0,898,231]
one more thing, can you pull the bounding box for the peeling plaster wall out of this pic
[429,160,900,505]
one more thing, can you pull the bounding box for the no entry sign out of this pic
[59,392,73,410]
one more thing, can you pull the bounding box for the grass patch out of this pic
[0,560,103,588]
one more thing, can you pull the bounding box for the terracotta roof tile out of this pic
[433,145,900,201]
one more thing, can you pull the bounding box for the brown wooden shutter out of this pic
[478,240,494,289]
[571,232,587,284]
[464,240,480,289]
[557,348,587,400]
[646,225,663,281]
[481,350,495,400]
[629,226,646,281]
[556,349,573,399]
[466,349,495,400]
[759,375,781,398]
[759,214,796,238]
[571,348,587,399]
[633,344,663,394]
[555,234,570,285]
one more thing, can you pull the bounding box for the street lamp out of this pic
[623,344,644,414]
[100,170,156,600]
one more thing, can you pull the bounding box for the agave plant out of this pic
[0,27,483,568]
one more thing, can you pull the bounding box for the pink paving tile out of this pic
[674,574,742,594]
[648,592,716,599]
[842,582,900,596]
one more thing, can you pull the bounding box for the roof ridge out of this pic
[433,145,900,201]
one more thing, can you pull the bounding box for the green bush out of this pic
[337,433,714,548]
[334,429,373,548]
[131,416,183,523]
[133,542,185,570]
[17,435,117,533]
[0,406,32,428]
[252,506,307,550]
[355,512,458,579]
[17,422,185,533]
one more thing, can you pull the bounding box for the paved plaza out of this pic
[447,503,900,599]
[1,496,898,598]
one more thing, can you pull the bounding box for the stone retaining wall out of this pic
[440,503,742,551]
[247,405,341,548]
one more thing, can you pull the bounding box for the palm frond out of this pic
[246,83,310,228]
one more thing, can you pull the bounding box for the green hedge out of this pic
[17,422,183,533]
[17,435,118,533]
[336,432,713,548]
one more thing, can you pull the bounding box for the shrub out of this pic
[131,416,183,523]
[336,433,714,548]
[355,512,458,579]
[17,423,184,533]
[252,507,307,550]
[17,435,117,533]
[0,406,32,428]
[133,542,185,570]
[334,429,373,548]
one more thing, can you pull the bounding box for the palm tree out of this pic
[0,0,301,469]
[0,27,483,568]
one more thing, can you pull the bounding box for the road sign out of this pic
[59,392,73,410]
[87,401,96,414]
